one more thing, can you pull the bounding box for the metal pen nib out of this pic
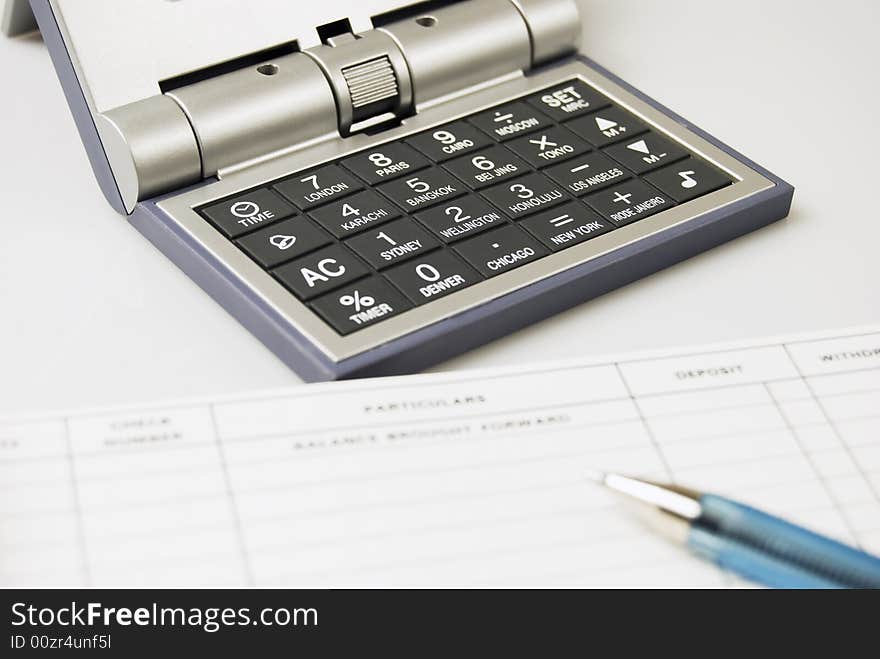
[589,472,703,543]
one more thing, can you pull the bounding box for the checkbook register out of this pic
[5,0,793,381]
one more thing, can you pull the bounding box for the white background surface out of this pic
[0,0,877,414]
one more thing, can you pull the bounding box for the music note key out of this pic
[643,157,733,202]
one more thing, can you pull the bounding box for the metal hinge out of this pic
[96,0,581,211]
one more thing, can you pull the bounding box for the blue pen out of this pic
[590,472,880,589]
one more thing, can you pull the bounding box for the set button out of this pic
[643,157,732,203]
[545,152,629,197]
[385,251,482,305]
[378,167,465,212]
[340,143,430,185]
[310,277,412,335]
[481,173,569,220]
[235,217,331,269]
[344,218,439,270]
[506,125,592,168]
[274,164,363,210]
[585,180,675,227]
[469,102,552,142]
[524,80,610,121]
[454,224,548,277]
[443,145,529,189]
[273,244,369,301]
[603,132,688,175]
[416,196,506,243]
[201,188,295,239]
[405,121,493,163]
[518,201,615,252]
[566,106,649,148]
[308,190,400,238]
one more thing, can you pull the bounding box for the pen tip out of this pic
[585,469,607,484]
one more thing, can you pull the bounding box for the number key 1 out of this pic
[344,218,439,270]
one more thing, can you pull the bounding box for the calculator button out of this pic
[405,121,493,162]
[344,218,439,270]
[506,126,592,168]
[415,196,506,243]
[377,167,466,212]
[566,106,649,147]
[469,102,552,142]
[481,173,568,219]
[443,145,529,189]
[235,217,331,269]
[603,132,689,174]
[524,80,611,121]
[585,180,675,227]
[201,189,295,239]
[273,244,369,301]
[518,201,615,252]
[385,251,483,305]
[340,143,430,185]
[545,152,629,196]
[310,277,413,335]
[642,157,732,203]
[454,225,549,277]
[273,164,363,210]
[308,190,401,238]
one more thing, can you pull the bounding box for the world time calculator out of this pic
[6,0,793,380]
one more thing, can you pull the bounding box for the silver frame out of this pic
[158,60,774,362]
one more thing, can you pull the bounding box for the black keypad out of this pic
[202,189,296,238]
[643,157,732,203]
[345,218,439,270]
[273,245,369,301]
[481,173,568,220]
[416,196,506,243]
[198,79,732,336]
[545,152,629,197]
[385,251,482,305]
[566,106,649,147]
[235,217,331,269]
[524,80,610,121]
[340,143,430,185]
[585,180,675,227]
[274,164,363,210]
[469,102,552,142]
[378,167,466,212]
[443,145,529,189]
[518,201,614,252]
[454,225,549,277]
[308,190,400,238]
[310,277,412,335]
[506,126,592,168]
[405,121,493,162]
[603,132,689,175]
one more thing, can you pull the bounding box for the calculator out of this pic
[7,0,793,381]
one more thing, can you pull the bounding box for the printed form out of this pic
[2,327,879,587]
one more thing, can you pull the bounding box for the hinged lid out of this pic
[24,0,418,112]
[7,0,581,213]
